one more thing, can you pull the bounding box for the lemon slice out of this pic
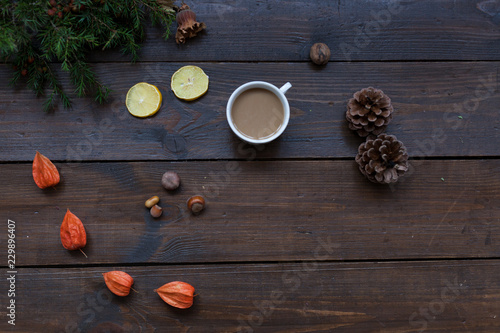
[126,82,162,117]
[171,66,209,101]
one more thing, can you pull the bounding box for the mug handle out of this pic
[280,82,292,94]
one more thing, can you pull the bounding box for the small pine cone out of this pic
[346,87,393,137]
[355,134,409,184]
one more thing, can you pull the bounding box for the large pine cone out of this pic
[346,87,393,137]
[355,134,409,184]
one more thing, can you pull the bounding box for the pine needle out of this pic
[2,0,175,111]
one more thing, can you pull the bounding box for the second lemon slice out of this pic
[171,66,209,101]
[126,82,162,118]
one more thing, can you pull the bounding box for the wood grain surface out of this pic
[1,260,499,332]
[1,0,499,331]
[86,0,500,62]
[1,61,498,161]
[2,159,499,266]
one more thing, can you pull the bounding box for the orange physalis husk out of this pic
[155,281,195,309]
[60,209,87,257]
[32,151,60,189]
[103,271,134,296]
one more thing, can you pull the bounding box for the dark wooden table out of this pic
[2,1,500,332]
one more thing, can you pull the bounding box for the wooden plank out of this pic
[1,260,499,332]
[1,61,498,161]
[85,0,500,62]
[2,160,500,266]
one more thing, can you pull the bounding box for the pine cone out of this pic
[346,87,393,137]
[355,134,409,184]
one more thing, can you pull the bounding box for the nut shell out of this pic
[310,43,331,65]
[162,171,180,190]
[145,196,160,208]
[187,195,205,214]
[150,205,163,218]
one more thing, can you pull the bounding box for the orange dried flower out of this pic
[60,209,87,256]
[103,271,134,296]
[32,151,60,189]
[155,281,195,309]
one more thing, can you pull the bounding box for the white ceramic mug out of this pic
[226,81,292,144]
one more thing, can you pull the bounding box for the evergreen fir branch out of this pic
[2,0,176,111]
[0,24,19,56]
[43,92,57,112]
[95,84,111,104]
[44,66,71,112]
[162,25,172,41]
[69,59,98,97]
[9,68,21,87]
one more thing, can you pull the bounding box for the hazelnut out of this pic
[150,204,163,218]
[187,195,205,214]
[310,43,331,65]
[145,196,160,208]
[161,171,180,190]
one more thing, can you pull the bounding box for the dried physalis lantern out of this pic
[60,209,87,257]
[175,4,206,44]
[155,281,195,309]
[32,151,60,189]
[103,271,134,296]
